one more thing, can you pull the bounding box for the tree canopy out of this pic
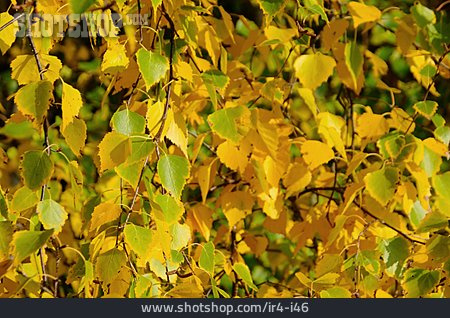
[0,0,449,298]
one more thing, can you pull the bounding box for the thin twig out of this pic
[0,12,24,33]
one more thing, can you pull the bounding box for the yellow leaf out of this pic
[301,140,334,170]
[197,158,218,203]
[317,112,347,161]
[423,138,449,158]
[218,6,235,43]
[62,118,87,156]
[298,88,318,118]
[217,140,249,173]
[406,162,431,208]
[283,162,312,197]
[90,202,122,232]
[166,112,188,156]
[333,42,364,94]
[98,131,131,171]
[375,289,393,298]
[296,272,312,287]
[243,234,268,256]
[146,101,172,138]
[175,61,193,82]
[294,52,336,90]
[356,112,389,139]
[187,204,213,241]
[14,80,53,126]
[264,26,298,43]
[347,2,381,29]
[101,40,129,75]
[61,82,83,130]
[321,19,349,52]
[11,54,62,85]
[395,16,417,54]
[389,108,415,133]
[259,187,283,219]
[365,50,388,77]
[0,12,19,54]
[220,191,253,228]
[314,272,340,285]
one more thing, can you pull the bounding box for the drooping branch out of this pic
[116,2,177,244]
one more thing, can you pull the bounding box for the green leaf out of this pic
[256,0,285,18]
[151,0,163,9]
[0,189,7,219]
[421,144,441,178]
[201,70,229,109]
[403,268,439,297]
[170,223,191,250]
[356,250,380,276]
[426,235,450,263]
[345,42,363,88]
[10,186,39,213]
[409,200,427,228]
[0,221,13,258]
[115,160,144,189]
[95,248,127,285]
[37,199,68,233]
[111,109,146,136]
[129,138,155,163]
[416,211,448,233]
[207,106,247,143]
[201,69,229,89]
[434,125,450,146]
[432,172,450,198]
[136,48,169,90]
[413,101,438,119]
[233,262,258,290]
[124,224,153,260]
[199,241,215,275]
[379,237,409,278]
[12,230,53,264]
[363,166,398,205]
[153,194,184,224]
[304,0,328,22]
[431,114,445,127]
[68,161,83,194]
[21,151,53,191]
[411,2,435,28]
[69,0,96,14]
[157,155,190,199]
[14,80,53,125]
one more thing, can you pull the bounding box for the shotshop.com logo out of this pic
[2,12,150,38]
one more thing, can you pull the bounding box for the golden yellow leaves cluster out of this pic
[0,0,449,299]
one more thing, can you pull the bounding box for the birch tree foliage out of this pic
[0,0,449,298]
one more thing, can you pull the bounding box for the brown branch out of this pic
[349,198,426,245]
[154,5,175,142]
[437,0,450,11]
[25,10,53,294]
[137,0,143,44]
[311,188,426,245]
[116,3,177,246]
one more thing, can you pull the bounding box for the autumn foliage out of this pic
[0,0,449,298]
